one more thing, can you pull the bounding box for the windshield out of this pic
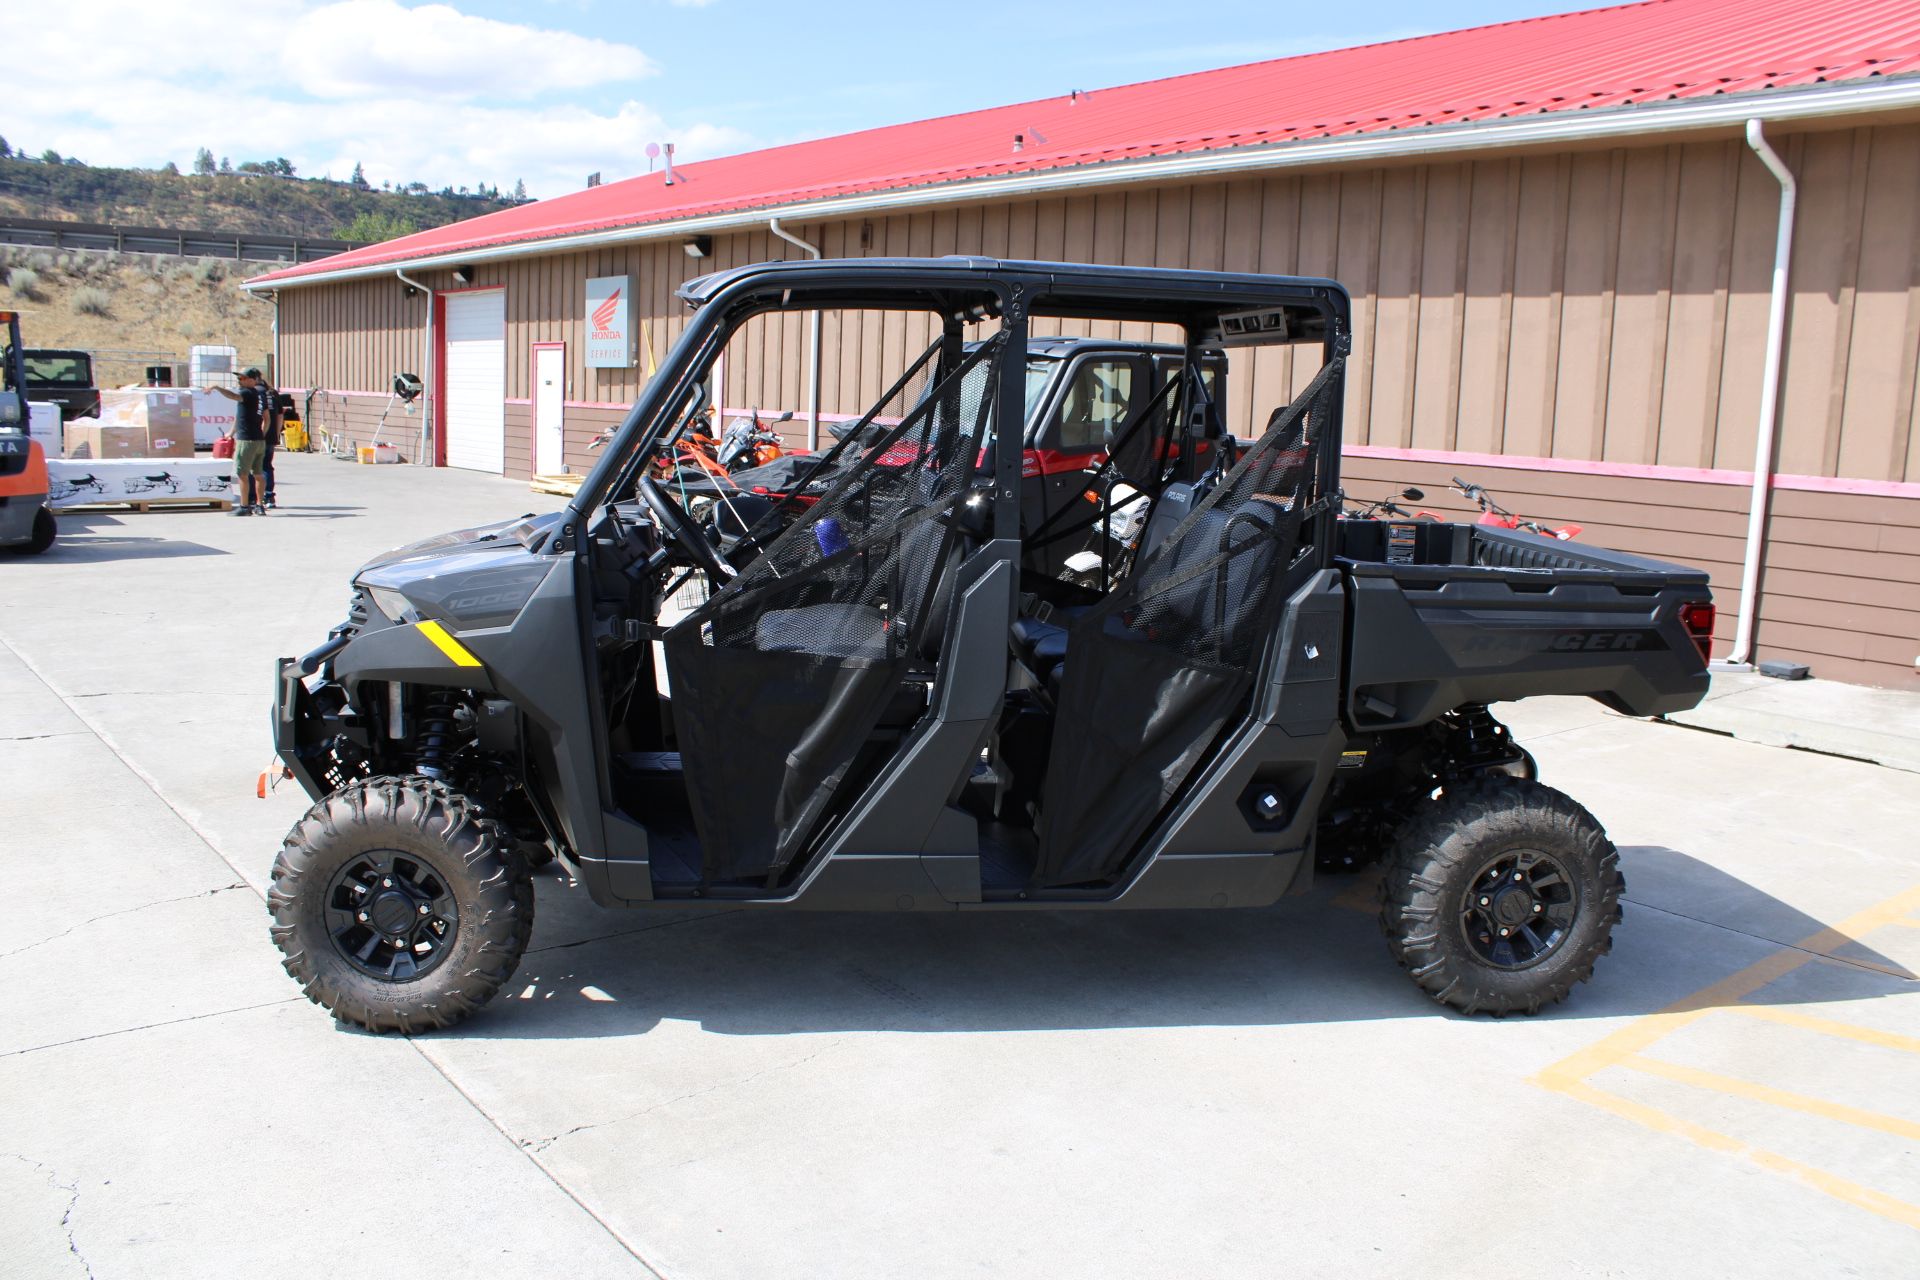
[1024,358,1057,419]
[24,353,90,385]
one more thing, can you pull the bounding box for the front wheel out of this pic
[268,777,533,1033]
[4,507,56,556]
[1380,777,1622,1016]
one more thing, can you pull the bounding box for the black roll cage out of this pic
[555,258,1350,557]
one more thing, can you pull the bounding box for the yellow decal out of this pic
[416,620,483,668]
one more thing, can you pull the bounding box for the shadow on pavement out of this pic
[430,844,1913,1043]
[27,533,228,561]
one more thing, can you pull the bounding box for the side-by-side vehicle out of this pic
[267,259,1713,1031]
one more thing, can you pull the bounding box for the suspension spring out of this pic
[414,689,462,780]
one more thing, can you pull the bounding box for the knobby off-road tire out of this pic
[1380,776,1622,1016]
[268,776,534,1033]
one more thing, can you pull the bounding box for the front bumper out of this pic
[273,638,374,802]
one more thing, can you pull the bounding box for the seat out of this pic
[1012,497,1282,692]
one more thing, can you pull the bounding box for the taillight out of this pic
[1679,601,1715,664]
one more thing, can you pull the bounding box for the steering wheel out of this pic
[638,476,735,583]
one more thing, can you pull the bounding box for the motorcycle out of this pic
[1451,476,1583,540]
[713,408,793,474]
[1345,486,1440,520]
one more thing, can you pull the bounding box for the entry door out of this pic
[443,290,505,473]
[533,346,564,474]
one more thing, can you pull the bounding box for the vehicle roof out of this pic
[678,257,1348,336]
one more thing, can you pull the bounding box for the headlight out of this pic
[367,586,418,623]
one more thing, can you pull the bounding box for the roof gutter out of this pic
[1714,119,1797,672]
[246,76,1920,293]
[395,269,435,466]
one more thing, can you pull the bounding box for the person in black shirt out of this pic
[259,378,283,508]
[203,368,272,515]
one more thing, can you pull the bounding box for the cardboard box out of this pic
[89,389,197,458]
[64,425,151,460]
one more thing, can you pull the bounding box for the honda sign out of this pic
[585,275,633,368]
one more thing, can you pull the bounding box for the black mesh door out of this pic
[665,334,1006,884]
[1034,359,1343,888]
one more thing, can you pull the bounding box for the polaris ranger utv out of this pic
[268,258,1714,1032]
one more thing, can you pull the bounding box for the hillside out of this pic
[2,245,273,384]
[0,155,520,241]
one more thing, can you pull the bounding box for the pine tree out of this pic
[350,161,369,190]
[218,156,232,173]
[193,147,216,175]
[513,179,527,202]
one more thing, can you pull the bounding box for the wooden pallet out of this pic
[60,497,234,514]
[530,473,584,497]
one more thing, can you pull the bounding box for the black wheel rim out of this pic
[324,851,459,980]
[1458,846,1579,969]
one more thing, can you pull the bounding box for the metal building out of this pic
[246,0,1920,687]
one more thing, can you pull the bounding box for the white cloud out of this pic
[6,0,740,197]
[287,0,656,101]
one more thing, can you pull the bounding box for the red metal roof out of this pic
[255,0,1920,286]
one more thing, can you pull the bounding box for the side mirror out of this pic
[1402,487,1424,501]
[776,410,795,424]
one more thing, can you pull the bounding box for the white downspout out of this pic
[395,269,435,466]
[768,217,823,450]
[1716,120,1796,670]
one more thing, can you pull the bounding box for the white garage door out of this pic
[443,290,505,473]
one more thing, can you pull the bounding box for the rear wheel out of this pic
[1380,776,1622,1015]
[268,776,533,1033]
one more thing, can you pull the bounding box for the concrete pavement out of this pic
[1669,669,1920,774]
[2,454,1917,1277]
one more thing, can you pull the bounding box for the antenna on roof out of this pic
[586,172,601,188]
[663,143,677,186]
[645,142,660,173]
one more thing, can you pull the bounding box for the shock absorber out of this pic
[414,689,462,780]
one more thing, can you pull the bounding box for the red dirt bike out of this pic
[1345,486,1443,521]
[1452,476,1583,540]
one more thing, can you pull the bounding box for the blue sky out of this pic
[11,0,1608,199]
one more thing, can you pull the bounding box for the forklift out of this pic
[0,310,57,556]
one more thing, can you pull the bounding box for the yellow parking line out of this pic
[1535,883,1920,1092]
[1558,1080,1920,1232]
[1620,1054,1920,1143]
[1727,1005,1920,1056]
[1532,881,1920,1233]
[1746,1150,1920,1234]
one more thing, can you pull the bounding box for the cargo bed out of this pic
[1335,520,1713,727]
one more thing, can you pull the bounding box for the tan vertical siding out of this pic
[275,121,1920,684]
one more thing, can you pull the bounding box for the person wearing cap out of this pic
[202,368,273,515]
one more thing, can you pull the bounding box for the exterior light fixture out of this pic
[684,236,712,259]
[452,265,475,284]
